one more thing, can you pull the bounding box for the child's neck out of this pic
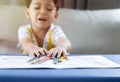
[32,26,50,38]
[32,26,50,47]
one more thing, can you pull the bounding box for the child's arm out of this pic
[20,38,48,57]
[57,37,71,52]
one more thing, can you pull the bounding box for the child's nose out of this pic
[39,8,47,15]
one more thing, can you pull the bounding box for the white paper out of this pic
[0,55,120,69]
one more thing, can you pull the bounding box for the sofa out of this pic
[1,4,120,54]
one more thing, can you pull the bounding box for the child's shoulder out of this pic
[19,24,31,29]
[18,24,31,32]
[18,24,32,34]
[51,24,62,31]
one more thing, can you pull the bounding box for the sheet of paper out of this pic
[0,55,120,69]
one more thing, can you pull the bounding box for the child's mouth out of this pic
[38,18,47,21]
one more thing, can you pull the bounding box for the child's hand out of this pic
[29,45,48,57]
[48,47,67,59]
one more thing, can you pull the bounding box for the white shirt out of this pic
[18,24,67,50]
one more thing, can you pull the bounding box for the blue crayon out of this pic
[27,54,44,63]
[53,57,58,64]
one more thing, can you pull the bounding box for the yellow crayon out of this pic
[60,56,64,62]
[58,57,61,63]
[30,57,42,64]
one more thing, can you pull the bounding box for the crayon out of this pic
[64,56,69,61]
[27,54,44,63]
[53,57,58,64]
[60,56,64,62]
[58,57,61,63]
[30,57,42,64]
[39,56,51,64]
[30,56,51,64]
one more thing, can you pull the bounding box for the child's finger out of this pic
[29,51,36,58]
[43,49,48,55]
[30,53,35,58]
[57,49,62,58]
[38,49,45,55]
[62,49,67,58]
[35,51,41,56]
[47,48,54,57]
[52,49,58,58]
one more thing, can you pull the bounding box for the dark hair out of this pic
[26,0,59,11]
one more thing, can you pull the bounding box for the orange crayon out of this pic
[64,56,69,61]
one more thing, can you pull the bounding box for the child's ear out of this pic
[25,8,30,19]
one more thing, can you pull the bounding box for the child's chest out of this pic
[35,35,46,47]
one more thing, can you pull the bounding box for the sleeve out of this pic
[53,26,67,44]
[18,26,31,42]
[17,25,31,49]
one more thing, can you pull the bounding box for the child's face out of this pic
[26,0,58,28]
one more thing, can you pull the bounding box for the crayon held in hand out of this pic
[53,57,58,64]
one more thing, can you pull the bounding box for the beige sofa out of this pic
[1,4,120,54]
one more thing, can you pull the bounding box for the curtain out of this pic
[0,0,86,9]
[60,0,87,10]
[87,0,120,10]
[60,0,120,10]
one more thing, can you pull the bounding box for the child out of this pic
[18,0,71,60]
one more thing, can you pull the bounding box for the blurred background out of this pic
[1,0,120,10]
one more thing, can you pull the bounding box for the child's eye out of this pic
[47,8,53,11]
[46,5,54,11]
[46,7,54,11]
[35,7,40,10]
[34,7,40,10]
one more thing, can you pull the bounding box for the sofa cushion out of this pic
[0,39,22,54]
[0,5,27,54]
[55,9,120,54]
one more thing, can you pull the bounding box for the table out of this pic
[0,54,120,82]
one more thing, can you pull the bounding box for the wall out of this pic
[0,0,25,6]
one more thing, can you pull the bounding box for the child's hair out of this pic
[26,0,59,11]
